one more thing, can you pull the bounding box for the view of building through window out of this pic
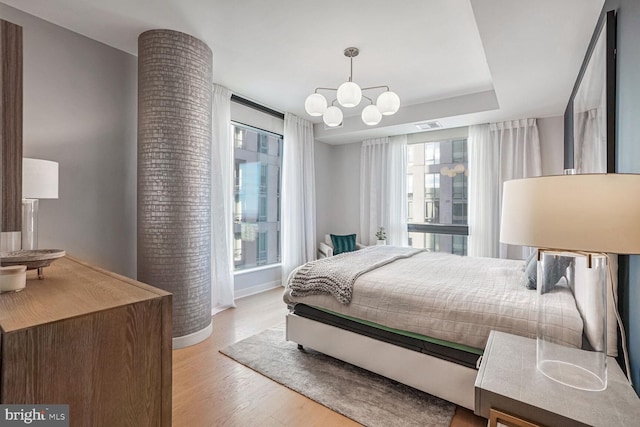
[407,138,468,255]
[232,124,282,270]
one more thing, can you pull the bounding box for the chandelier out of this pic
[304,47,401,127]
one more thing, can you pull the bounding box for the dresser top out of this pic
[0,256,170,333]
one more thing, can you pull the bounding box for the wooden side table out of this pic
[475,331,640,427]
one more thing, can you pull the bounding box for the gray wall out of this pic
[607,0,640,392]
[314,140,332,245]
[314,141,361,244]
[0,4,137,278]
[538,116,565,176]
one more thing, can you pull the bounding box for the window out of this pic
[425,200,439,223]
[453,139,467,163]
[424,142,440,165]
[452,235,467,256]
[232,123,283,270]
[407,137,468,255]
[407,175,414,220]
[424,173,440,199]
[452,202,467,225]
[452,173,467,199]
[257,231,268,264]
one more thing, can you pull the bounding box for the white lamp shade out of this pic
[304,93,327,116]
[336,81,362,107]
[361,104,382,126]
[23,158,59,199]
[322,106,343,127]
[376,91,400,115]
[500,174,640,254]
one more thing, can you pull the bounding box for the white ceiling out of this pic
[2,0,604,144]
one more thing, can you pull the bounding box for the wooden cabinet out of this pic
[0,256,172,426]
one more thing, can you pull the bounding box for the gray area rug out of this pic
[220,326,455,427]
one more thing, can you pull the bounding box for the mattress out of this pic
[284,250,584,351]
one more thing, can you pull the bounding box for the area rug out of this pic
[220,326,455,427]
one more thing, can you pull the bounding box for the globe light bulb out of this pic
[337,81,362,107]
[323,106,343,127]
[361,104,382,126]
[304,93,327,116]
[376,91,401,115]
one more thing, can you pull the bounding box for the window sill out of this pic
[234,263,282,276]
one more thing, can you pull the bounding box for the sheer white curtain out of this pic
[468,124,500,258]
[575,109,606,173]
[468,119,542,259]
[360,135,408,246]
[211,84,236,314]
[281,113,316,285]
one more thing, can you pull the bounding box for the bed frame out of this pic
[286,313,480,410]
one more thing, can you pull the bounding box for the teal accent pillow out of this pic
[330,234,357,255]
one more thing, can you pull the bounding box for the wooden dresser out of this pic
[0,256,172,426]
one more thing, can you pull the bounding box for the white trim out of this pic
[172,322,212,349]
[286,313,477,410]
[234,280,282,300]
[234,263,281,276]
[407,126,469,145]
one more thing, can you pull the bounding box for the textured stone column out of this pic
[138,30,212,348]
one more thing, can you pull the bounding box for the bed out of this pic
[283,246,610,410]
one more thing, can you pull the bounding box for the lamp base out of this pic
[536,250,607,391]
[22,199,39,250]
[537,340,607,391]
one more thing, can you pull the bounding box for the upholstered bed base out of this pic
[286,313,480,410]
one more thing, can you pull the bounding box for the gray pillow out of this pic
[542,255,573,293]
[525,251,573,292]
[525,251,538,290]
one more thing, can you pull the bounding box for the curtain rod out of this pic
[230,94,285,120]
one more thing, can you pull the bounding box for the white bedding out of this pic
[284,251,584,350]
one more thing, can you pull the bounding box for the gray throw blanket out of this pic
[289,246,423,304]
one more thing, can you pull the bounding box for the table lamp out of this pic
[22,158,59,250]
[500,174,640,391]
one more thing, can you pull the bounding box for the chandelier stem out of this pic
[350,56,353,82]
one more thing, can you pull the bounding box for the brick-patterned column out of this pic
[138,30,212,348]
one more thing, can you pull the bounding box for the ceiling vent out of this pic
[415,121,442,130]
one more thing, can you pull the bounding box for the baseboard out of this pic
[234,281,282,300]
[173,321,212,349]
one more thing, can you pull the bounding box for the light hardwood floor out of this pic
[172,287,487,427]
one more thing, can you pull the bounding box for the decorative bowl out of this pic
[0,249,66,279]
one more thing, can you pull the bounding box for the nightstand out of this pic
[475,331,640,427]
